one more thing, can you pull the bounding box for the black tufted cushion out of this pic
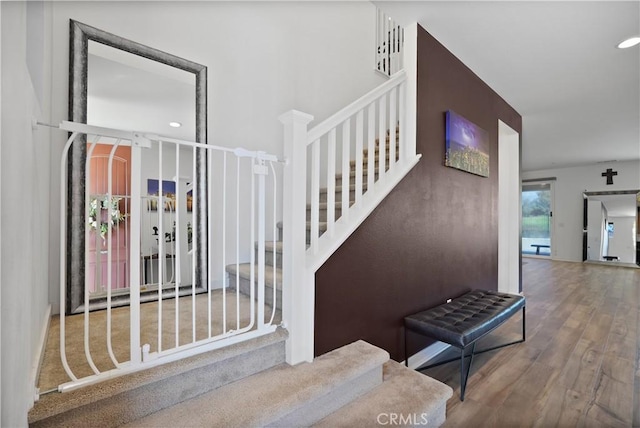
[405,289,525,348]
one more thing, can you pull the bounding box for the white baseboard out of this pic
[31,304,51,402]
[550,258,581,263]
[404,341,451,370]
[210,278,227,290]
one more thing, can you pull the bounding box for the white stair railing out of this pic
[376,9,404,77]
[281,23,420,364]
[56,121,281,392]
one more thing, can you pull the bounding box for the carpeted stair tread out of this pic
[226,262,282,288]
[313,360,453,427]
[351,153,392,168]
[124,340,389,428]
[319,182,367,194]
[28,328,288,427]
[306,200,346,210]
[255,240,283,253]
[335,168,378,181]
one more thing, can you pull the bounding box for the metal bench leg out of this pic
[522,306,526,342]
[460,341,477,401]
[404,330,409,367]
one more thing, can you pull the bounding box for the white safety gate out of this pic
[56,121,282,392]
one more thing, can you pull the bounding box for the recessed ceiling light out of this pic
[617,36,640,49]
[169,121,182,128]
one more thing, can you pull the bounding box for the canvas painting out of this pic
[147,179,193,212]
[147,179,176,211]
[445,110,490,177]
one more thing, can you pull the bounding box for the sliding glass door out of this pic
[522,182,553,257]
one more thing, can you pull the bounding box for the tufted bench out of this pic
[404,289,525,401]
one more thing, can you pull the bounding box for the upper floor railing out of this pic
[376,9,404,77]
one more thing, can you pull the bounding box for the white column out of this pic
[279,110,314,365]
[498,120,521,295]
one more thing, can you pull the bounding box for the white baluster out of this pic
[158,141,164,352]
[355,110,364,204]
[129,138,142,365]
[341,119,351,221]
[327,129,336,236]
[310,139,320,253]
[256,159,266,328]
[378,94,387,180]
[389,87,397,170]
[367,103,376,191]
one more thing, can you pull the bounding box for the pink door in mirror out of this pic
[86,144,131,296]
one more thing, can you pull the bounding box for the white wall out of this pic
[47,1,385,313]
[498,120,521,294]
[1,1,53,424]
[606,216,636,263]
[1,3,3,423]
[523,160,640,262]
[586,199,605,260]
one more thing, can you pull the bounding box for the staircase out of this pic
[227,130,399,307]
[29,337,452,427]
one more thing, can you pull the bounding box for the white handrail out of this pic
[307,71,407,143]
[59,121,282,163]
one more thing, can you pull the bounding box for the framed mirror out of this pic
[68,20,207,314]
[582,189,640,267]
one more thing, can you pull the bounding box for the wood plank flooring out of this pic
[419,258,639,427]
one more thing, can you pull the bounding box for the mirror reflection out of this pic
[583,190,639,266]
[86,42,197,300]
[68,20,208,314]
[88,42,195,139]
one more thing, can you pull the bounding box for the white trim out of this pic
[498,120,521,295]
[402,23,418,160]
[31,304,52,402]
[0,1,3,420]
[306,155,421,273]
[58,326,277,393]
[547,258,582,263]
[404,342,451,370]
[307,72,407,144]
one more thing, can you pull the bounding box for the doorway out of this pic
[86,144,131,298]
[522,182,553,257]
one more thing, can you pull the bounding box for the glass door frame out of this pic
[521,179,555,258]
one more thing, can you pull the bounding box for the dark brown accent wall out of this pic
[314,25,522,361]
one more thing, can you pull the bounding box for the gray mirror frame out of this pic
[68,20,207,314]
[582,189,640,263]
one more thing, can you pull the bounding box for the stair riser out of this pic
[274,219,330,244]
[363,145,399,158]
[30,332,287,428]
[229,274,282,311]
[255,249,283,268]
[319,188,362,203]
[335,172,379,187]
[269,365,383,427]
[307,207,343,223]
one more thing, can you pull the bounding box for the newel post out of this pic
[279,110,315,365]
[403,23,418,160]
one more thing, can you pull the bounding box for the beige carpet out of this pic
[38,289,281,392]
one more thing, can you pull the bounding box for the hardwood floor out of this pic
[419,258,640,427]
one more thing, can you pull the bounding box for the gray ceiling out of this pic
[376,1,640,172]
